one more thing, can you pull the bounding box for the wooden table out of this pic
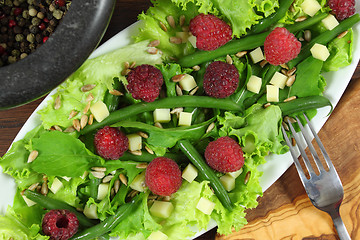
[1,1,359,239]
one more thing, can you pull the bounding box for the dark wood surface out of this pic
[1,1,359,239]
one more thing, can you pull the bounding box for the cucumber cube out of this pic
[127,133,142,151]
[301,0,321,17]
[226,168,243,178]
[97,183,110,200]
[266,85,279,102]
[148,231,168,240]
[153,108,171,123]
[49,177,63,194]
[322,14,339,30]
[90,101,110,123]
[196,197,215,215]
[22,195,37,207]
[129,171,147,192]
[83,204,98,219]
[149,201,174,218]
[179,74,197,91]
[188,35,197,48]
[182,163,198,183]
[249,47,264,64]
[270,72,288,89]
[220,174,236,192]
[247,75,262,94]
[310,43,330,61]
[178,112,192,126]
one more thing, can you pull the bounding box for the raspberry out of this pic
[94,126,128,160]
[204,136,244,173]
[328,0,356,21]
[189,14,232,51]
[42,209,79,240]
[145,157,182,196]
[203,61,239,98]
[264,27,301,66]
[126,64,163,102]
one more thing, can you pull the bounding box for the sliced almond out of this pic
[91,167,107,172]
[286,75,296,87]
[170,37,182,44]
[137,131,149,139]
[68,110,78,119]
[176,84,183,96]
[148,40,160,47]
[206,122,215,133]
[73,119,81,132]
[80,115,88,129]
[54,95,61,110]
[86,93,94,102]
[113,179,120,193]
[172,74,185,82]
[88,114,94,125]
[64,126,75,133]
[109,89,123,96]
[81,84,96,92]
[295,16,307,22]
[91,171,105,179]
[189,86,199,96]
[284,96,297,102]
[83,101,91,114]
[167,15,176,29]
[28,150,39,163]
[53,125,62,132]
[337,30,349,39]
[146,47,158,55]
[192,65,200,71]
[130,150,142,156]
[136,163,148,169]
[102,175,113,183]
[145,145,154,155]
[226,55,233,64]
[287,67,297,76]
[235,51,247,58]
[159,21,167,32]
[179,15,185,27]
[119,173,128,186]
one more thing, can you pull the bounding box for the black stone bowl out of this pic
[0,0,116,109]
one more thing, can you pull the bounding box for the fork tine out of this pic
[287,118,317,178]
[303,113,334,171]
[281,125,309,182]
[294,115,326,173]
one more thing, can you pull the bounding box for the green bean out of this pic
[178,32,269,68]
[275,95,332,116]
[103,78,123,112]
[178,13,328,68]
[71,194,142,240]
[24,190,97,228]
[119,151,186,163]
[250,0,294,34]
[81,96,242,135]
[178,140,234,211]
[288,13,360,69]
[285,12,328,33]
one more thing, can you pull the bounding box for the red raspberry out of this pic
[328,0,356,21]
[42,209,79,240]
[264,27,301,66]
[189,14,232,51]
[126,64,163,102]
[145,157,182,196]
[203,61,239,98]
[204,136,244,173]
[94,126,128,160]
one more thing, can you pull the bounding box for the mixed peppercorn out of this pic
[0,0,71,67]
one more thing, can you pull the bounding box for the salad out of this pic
[0,0,359,239]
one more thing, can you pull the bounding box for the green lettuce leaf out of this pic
[38,41,163,129]
[0,126,45,189]
[30,131,102,177]
[323,29,353,72]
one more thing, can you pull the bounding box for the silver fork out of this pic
[281,113,351,240]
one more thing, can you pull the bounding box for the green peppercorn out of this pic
[22,9,30,19]
[20,52,28,59]
[31,17,41,26]
[28,7,37,17]
[53,9,63,20]
[8,55,17,64]
[11,49,20,57]
[26,33,35,43]
[15,34,24,42]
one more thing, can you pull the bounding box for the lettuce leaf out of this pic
[323,29,353,72]
[30,131,102,177]
[38,41,163,129]
[0,126,45,189]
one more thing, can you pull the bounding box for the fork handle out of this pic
[331,213,351,240]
